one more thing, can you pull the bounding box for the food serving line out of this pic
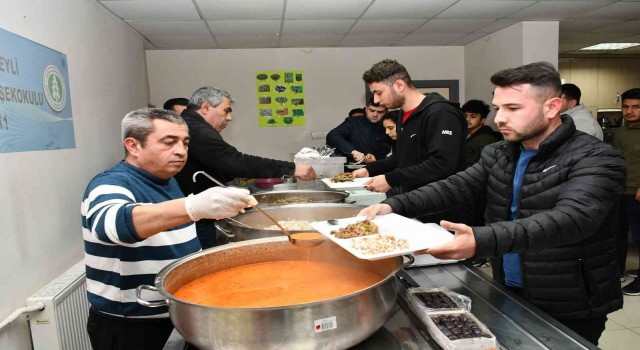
[157,180,597,350]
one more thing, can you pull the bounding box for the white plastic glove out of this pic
[184,187,258,221]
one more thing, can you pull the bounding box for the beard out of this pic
[498,108,547,143]
[388,89,405,109]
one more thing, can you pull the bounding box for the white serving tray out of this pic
[310,214,454,260]
[320,177,371,190]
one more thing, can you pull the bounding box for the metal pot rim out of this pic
[154,237,403,311]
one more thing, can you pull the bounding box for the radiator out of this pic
[26,259,91,350]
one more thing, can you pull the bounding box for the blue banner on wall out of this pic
[0,27,75,153]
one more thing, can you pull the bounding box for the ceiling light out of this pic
[579,43,639,51]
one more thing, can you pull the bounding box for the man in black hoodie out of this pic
[353,59,466,223]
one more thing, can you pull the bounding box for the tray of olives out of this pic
[407,287,470,313]
[425,311,497,349]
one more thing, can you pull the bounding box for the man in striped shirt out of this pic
[81,108,256,350]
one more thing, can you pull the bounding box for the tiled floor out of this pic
[476,245,640,349]
[600,246,640,350]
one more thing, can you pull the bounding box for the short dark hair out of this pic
[621,88,640,102]
[363,59,413,88]
[490,61,561,102]
[382,110,399,123]
[561,83,581,104]
[163,98,189,111]
[461,99,491,118]
[348,108,365,117]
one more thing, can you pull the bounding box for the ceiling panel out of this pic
[448,32,490,45]
[415,19,496,33]
[339,33,408,47]
[508,1,612,20]
[474,19,520,33]
[147,35,217,49]
[195,0,284,20]
[285,0,371,19]
[279,34,344,47]
[593,20,640,33]
[572,2,640,19]
[95,0,640,55]
[559,19,625,32]
[128,21,210,36]
[208,20,281,36]
[282,20,355,35]
[99,0,200,20]
[436,1,536,19]
[215,35,280,48]
[398,32,468,46]
[362,0,457,19]
[350,19,427,34]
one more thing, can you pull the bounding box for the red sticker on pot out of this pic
[314,316,337,333]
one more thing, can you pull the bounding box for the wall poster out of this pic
[255,70,305,127]
[0,27,75,153]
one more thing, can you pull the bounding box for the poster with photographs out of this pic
[256,70,305,127]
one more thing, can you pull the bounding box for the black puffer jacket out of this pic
[175,109,294,196]
[385,116,625,320]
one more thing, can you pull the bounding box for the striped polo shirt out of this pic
[81,161,200,317]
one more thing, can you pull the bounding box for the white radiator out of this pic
[26,259,91,350]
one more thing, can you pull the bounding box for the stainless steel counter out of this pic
[163,262,597,350]
[400,263,598,350]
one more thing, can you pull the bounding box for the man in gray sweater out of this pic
[560,83,603,140]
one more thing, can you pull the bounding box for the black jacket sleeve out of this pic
[326,117,356,157]
[189,122,295,180]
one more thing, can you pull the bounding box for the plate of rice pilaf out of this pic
[310,214,454,260]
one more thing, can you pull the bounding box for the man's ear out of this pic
[124,137,140,156]
[546,97,563,119]
[394,79,405,92]
[569,99,578,109]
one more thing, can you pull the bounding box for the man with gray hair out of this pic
[82,108,256,349]
[175,86,316,248]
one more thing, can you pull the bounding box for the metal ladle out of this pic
[192,171,324,247]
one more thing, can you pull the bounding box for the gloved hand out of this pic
[184,187,258,221]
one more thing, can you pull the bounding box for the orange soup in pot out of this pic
[173,260,384,308]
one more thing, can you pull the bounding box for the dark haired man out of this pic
[359,62,625,346]
[612,88,640,295]
[559,83,603,140]
[353,59,466,223]
[163,97,189,115]
[462,99,501,167]
[348,107,365,117]
[326,98,391,163]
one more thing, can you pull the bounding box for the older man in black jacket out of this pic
[360,62,625,346]
[174,86,316,248]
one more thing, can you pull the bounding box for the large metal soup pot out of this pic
[216,203,366,242]
[136,237,410,350]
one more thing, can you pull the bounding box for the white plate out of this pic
[320,177,370,190]
[310,214,454,260]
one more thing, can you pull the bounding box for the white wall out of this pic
[0,1,148,348]
[146,47,465,160]
[464,21,559,126]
